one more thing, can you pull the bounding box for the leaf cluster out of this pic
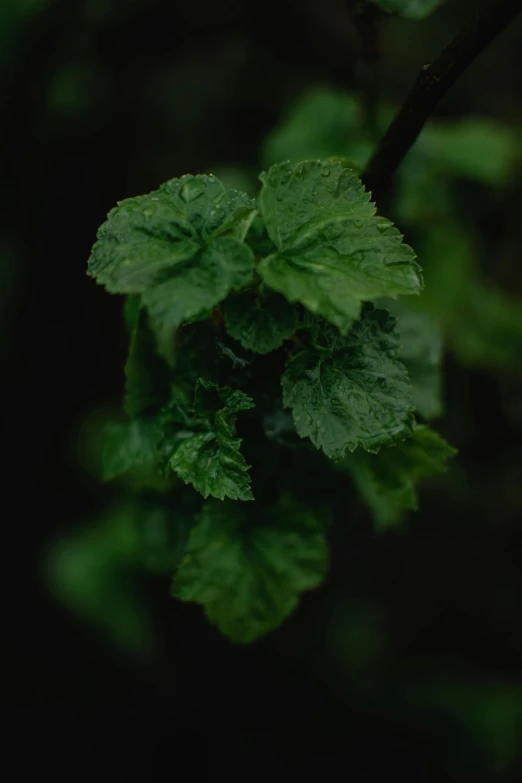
[84,159,454,642]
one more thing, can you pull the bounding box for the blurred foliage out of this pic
[46,481,198,657]
[46,504,155,658]
[261,86,375,174]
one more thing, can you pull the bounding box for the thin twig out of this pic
[362,0,522,203]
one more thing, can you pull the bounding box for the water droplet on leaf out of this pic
[180,179,206,203]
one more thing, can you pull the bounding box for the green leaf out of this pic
[454,283,522,374]
[411,224,475,324]
[258,161,422,333]
[260,86,374,172]
[141,236,254,339]
[395,117,521,226]
[282,304,415,459]
[412,224,522,376]
[172,496,328,643]
[344,426,456,528]
[398,310,443,420]
[420,118,520,186]
[380,300,443,419]
[165,382,255,501]
[88,175,256,333]
[223,288,299,354]
[369,0,443,19]
[102,417,160,481]
[124,307,171,418]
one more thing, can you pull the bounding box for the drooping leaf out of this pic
[343,426,456,528]
[369,0,443,19]
[102,417,160,481]
[88,175,256,334]
[172,496,329,643]
[258,161,422,333]
[282,305,414,460]
[223,288,299,354]
[164,382,255,501]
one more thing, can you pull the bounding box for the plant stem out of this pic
[362,0,522,203]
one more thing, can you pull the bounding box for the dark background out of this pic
[3,0,522,776]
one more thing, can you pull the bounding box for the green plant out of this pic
[73,159,453,644]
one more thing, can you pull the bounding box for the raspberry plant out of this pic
[87,159,455,643]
